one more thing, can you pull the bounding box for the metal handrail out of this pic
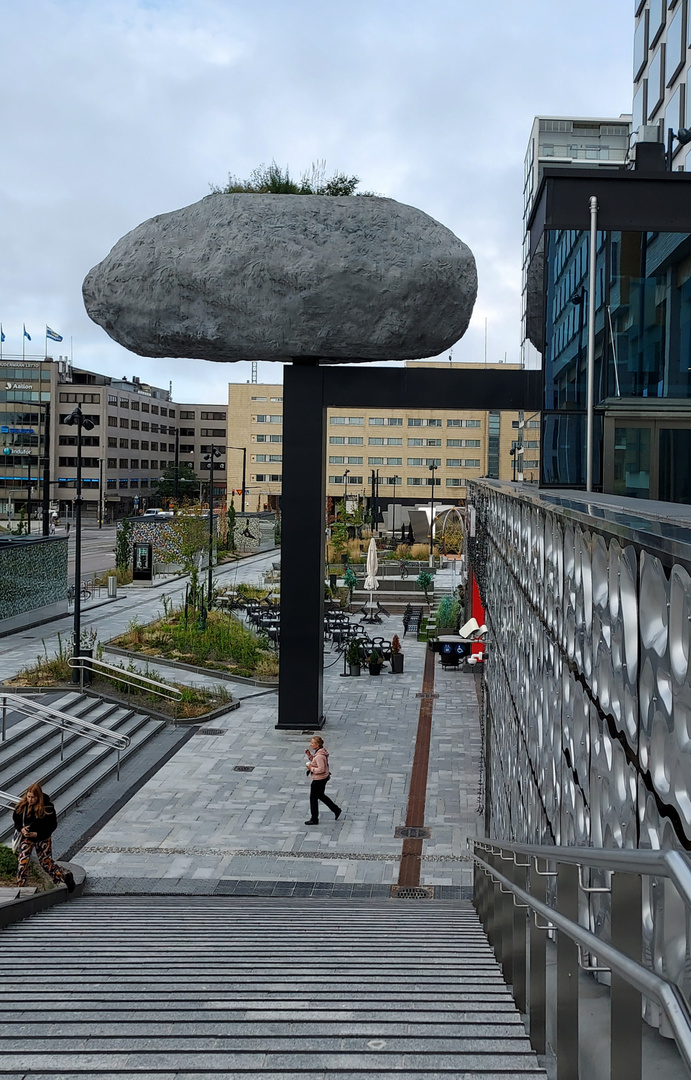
[68,656,182,701]
[469,837,691,1079]
[473,838,691,919]
[1,693,129,751]
[471,846,691,1073]
[1,691,130,782]
[0,788,20,811]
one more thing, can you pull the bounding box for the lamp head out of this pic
[676,128,691,146]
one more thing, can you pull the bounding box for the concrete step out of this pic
[0,897,547,1078]
[0,692,167,842]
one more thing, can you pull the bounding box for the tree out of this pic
[116,517,133,571]
[156,462,199,502]
[210,160,372,197]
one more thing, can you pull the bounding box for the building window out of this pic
[160,407,168,416]
[131,400,139,411]
[368,457,383,465]
[119,417,129,428]
[58,392,101,404]
[255,414,282,424]
[255,433,283,443]
[270,396,283,402]
[255,473,281,482]
[141,422,149,431]
[179,444,194,454]
[119,398,129,408]
[141,440,149,450]
[446,477,465,487]
[200,428,226,437]
[108,437,117,448]
[107,416,118,427]
[130,459,139,470]
[200,411,226,420]
[150,459,158,470]
[446,459,462,467]
[141,402,149,412]
[107,458,117,468]
[130,419,139,430]
[119,458,128,468]
[329,474,363,484]
[251,396,266,402]
[151,405,159,414]
[130,439,139,450]
[108,394,117,405]
[330,416,364,425]
[151,442,158,451]
[463,458,481,467]
[180,410,196,419]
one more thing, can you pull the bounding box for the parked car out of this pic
[142,508,174,518]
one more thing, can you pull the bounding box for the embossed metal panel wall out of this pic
[0,537,68,619]
[467,481,691,1033]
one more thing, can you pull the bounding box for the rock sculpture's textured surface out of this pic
[83,194,477,363]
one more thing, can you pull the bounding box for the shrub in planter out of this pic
[436,595,460,634]
[346,637,363,676]
[390,634,404,673]
[368,648,383,675]
[0,843,18,878]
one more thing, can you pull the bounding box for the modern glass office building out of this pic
[526,165,691,501]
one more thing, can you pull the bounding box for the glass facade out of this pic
[541,226,691,492]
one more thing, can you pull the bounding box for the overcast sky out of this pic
[2,0,632,404]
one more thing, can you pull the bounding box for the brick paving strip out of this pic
[397,645,435,887]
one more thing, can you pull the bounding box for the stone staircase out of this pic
[0,690,167,842]
[0,895,547,1077]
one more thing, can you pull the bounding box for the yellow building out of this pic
[227,362,540,513]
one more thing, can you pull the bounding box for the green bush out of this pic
[436,595,459,630]
[0,844,18,877]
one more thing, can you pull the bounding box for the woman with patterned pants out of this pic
[13,782,75,893]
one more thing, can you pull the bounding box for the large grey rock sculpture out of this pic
[83,194,477,363]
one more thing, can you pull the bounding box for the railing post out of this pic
[557,861,579,1080]
[2,696,6,742]
[116,748,121,781]
[500,861,513,988]
[529,860,547,1054]
[487,851,498,951]
[60,723,65,762]
[611,872,642,1080]
[512,859,527,1013]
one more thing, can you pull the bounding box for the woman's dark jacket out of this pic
[13,795,58,842]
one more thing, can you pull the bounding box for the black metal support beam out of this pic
[276,364,542,730]
[277,364,327,729]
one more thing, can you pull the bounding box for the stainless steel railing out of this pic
[68,655,182,704]
[1,692,131,780]
[468,838,691,1080]
[0,789,20,812]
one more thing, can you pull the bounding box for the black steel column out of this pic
[174,427,180,501]
[26,459,32,534]
[207,448,214,602]
[241,447,246,513]
[277,363,326,729]
[72,420,84,683]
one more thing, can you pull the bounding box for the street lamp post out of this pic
[428,462,438,567]
[228,446,247,513]
[204,445,222,605]
[65,406,95,682]
[26,459,32,534]
[391,475,400,540]
[343,468,350,513]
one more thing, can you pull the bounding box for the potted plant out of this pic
[346,637,363,677]
[436,595,460,636]
[368,648,383,676]
[390,634,404,673]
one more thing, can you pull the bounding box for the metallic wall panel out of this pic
[470,480,691,1035]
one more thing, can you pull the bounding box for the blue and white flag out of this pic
[46,325,63,342]
[23,325,31,341]
[0,326,5,343]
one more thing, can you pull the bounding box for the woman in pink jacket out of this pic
[304,736,342,825]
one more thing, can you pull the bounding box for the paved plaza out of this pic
[1,550,483,895]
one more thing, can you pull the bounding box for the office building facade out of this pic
[227,363,540,514]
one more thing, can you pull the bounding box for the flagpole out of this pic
[22,326,25,363]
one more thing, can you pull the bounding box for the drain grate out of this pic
[198,728,225,735]
[233,765,255,772]
[415,691,439,700]
[395,826,431,839]
[390,885,435,899]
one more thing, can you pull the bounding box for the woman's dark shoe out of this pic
[334,807,342,820]
[304,819,319,825]
[63,871,76,894]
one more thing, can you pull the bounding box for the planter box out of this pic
[391,653,404,674]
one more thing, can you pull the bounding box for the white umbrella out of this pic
[364,537,379,593]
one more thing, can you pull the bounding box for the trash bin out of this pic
[107,575,118,598]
